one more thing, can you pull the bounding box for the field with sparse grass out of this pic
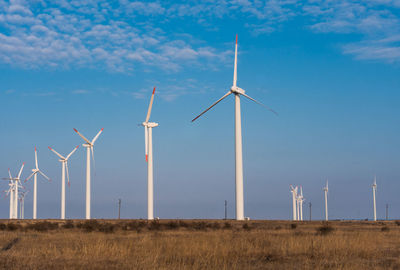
[0,219,400,269]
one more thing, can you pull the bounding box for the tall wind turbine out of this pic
[2,163,25,219]
[323,180,328,221]
[142,87,158,220]
[25,147,50,219]
[290,185,298,221]
[48,145,79,219]
[372,176,377,221]
[298,186,305,221]
[4,181,15,219]
[73,128,103,219]
[18,189,28,219]
[191,35,277,221]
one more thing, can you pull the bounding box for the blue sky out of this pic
[0,0,400,220]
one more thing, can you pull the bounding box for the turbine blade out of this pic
[145,127,149,162]
[48,147,65,160]
[91,128,104,145]
[17,163,25,179]
[191,91,232,122]
[66,145,79,160]
[8,168,12,180]
[24,172,37,183]
[241,92,278,116]
[145,87,156,123]
[66,162,70,187]
[35,147,38,169]
[73,128,92,145]
[233,34,238,87]
[38,170,50,181]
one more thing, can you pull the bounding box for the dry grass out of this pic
[0,220,399,269]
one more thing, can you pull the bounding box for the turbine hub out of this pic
[230,86,245,95]
[143,122,158,128]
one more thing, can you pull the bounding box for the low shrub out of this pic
[62,221,75,229]
[77,220,99,232]
[148,220,161,231]
[223,222,232,229]
[317,224,334,235]
[6,223,20,231]
[242,223,251,231]
[26,221,58,232]
[98,223,115,233]
[165,221,179,230]
[290,223,297,229]
[381,226,390,232]
[192,221,207,231]
[0,223,6,230]
[395,220,400,226]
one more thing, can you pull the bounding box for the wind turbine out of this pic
[142,87,158,220]
[18,189,28,219]
[3,181,15,219]
[2,163,25,219]
[290,185,298,221]
[48,145,79,219]
[372,176,377,221]
[73,128,103,219]
[24,147,50,219]
[323,180,328,221]
[298,186,305,221]
[191,35,277,221]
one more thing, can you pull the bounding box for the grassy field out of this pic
[0,219,399,269]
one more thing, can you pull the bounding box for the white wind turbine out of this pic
[73,128,103,219]
[372,176,377,221]
[48,145,79,219]
[142,87,158,220]
[2,163,25,219]
[3,181,15,219]
[192,35,277,221]
[24,147,51,219]
[18,189,28,219]
[323,180,329,221]
[290,185,298,221]
[298,186,305,221]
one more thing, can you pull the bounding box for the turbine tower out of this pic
[74,128,103,219]
[298,186,305,221]
[372,176,377,221]
[323,180,328,221]
[142,87,158,220]
[290,185,298,221]
[48,145,79,219]
[191,35,277,220]
[25,147,50,219]
[2,163,25,219]
[4,181,15,219]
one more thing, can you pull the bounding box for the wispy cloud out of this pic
[71,89,90,95]
[0,0,399,72]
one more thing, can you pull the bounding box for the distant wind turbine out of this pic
[191,35,277,220]
[323,180,328,221]
[142,87,158,220]
[74,128,103,219]
[298,186,305,221]
[25,147,51,219]
[372,176,377,221]
[2,163,25,219]
[48,145,79,219]
[290,185,298,221]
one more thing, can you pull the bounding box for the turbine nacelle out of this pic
[82,143,92,148]
[230,86,245,95]
[142,122,159,128]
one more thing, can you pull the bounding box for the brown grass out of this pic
[0,220,399,269]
